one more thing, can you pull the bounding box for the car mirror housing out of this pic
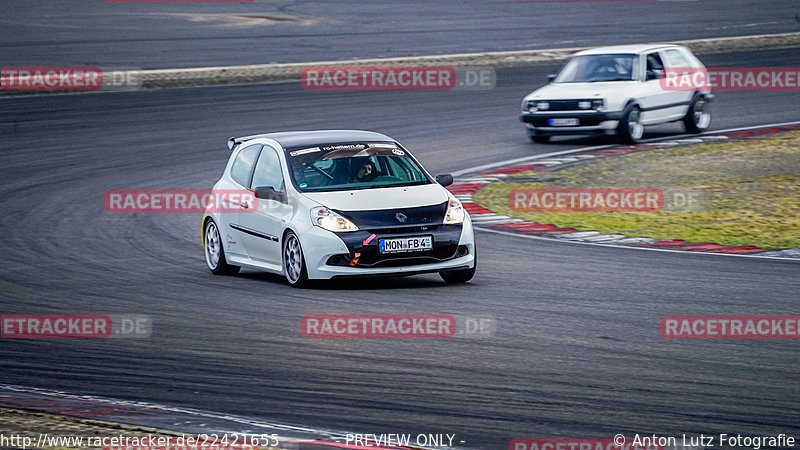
[254,186,285,202]
[547,74,557,83]
[435,174,454,187]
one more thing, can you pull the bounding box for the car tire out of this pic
[282,231,310,288]
[529,131,550,144]
[617,104,644,144]
[683,95,711,134]
[440,248,476,284]
[204,218,240,275]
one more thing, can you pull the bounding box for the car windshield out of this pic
[287,142,431,192]
[554,54,638,83]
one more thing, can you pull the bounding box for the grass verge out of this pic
[473,131,800,248]
[0,408,180,450]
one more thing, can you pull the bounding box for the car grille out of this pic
[366,225,439,235]
[331,225,463,268]
[336,202,447,229]
[552,100,583,111]
[529,100,591,111]
[326,245,469,268]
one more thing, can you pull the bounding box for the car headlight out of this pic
[310,207,359,232]
[443,196,465,225]
[592,99,605,111]
[536,101,550,111]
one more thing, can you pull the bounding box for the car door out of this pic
[638,51,675,124]
[237,144,292,266]
[659,48,697,120]
[223,143,261,259]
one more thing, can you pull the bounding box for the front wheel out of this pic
[204,218,240,275]
[683,95,711,134]
[440,248,477,284]
[617,105,644,144]
[283,231,310,288]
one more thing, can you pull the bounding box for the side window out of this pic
[230,145,261,187]
[382,156,425,182]
[250,145,284,191]
[663,49,689,68]
[646,52,665,72]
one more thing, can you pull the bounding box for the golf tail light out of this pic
[311,207,359,232]
[443,197,465,225]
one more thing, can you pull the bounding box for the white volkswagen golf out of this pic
[202,130,476,287]
[520,44,713,143]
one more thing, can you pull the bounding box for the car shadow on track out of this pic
[235,270,451,290]
[534,129,688,147]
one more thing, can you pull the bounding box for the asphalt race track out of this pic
[1,49,799,448]
[1,0,799,69]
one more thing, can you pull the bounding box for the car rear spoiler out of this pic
[227,136,242,151]
[228,133,275,151]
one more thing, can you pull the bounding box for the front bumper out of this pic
[520,111,624,135]
[301,218,476,280]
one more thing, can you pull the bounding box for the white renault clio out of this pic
[520,44,712,143]
[202,130,476,287]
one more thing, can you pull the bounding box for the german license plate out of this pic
[548,118,580,126]
[379,236,433,253]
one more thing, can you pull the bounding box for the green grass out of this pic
[473,131,800,248]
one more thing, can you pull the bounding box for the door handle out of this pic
[240,202,249,209]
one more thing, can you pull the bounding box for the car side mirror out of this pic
[254,186,285,202]
[435,174,454,187]
[547,74,557,83]
[646,70,661,81]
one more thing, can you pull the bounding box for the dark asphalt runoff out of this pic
[1,49,799,449]
[0,0,799,69]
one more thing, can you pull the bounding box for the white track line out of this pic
[452,120,800,177]
[0,384,447,449]
[478,227,800,261]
